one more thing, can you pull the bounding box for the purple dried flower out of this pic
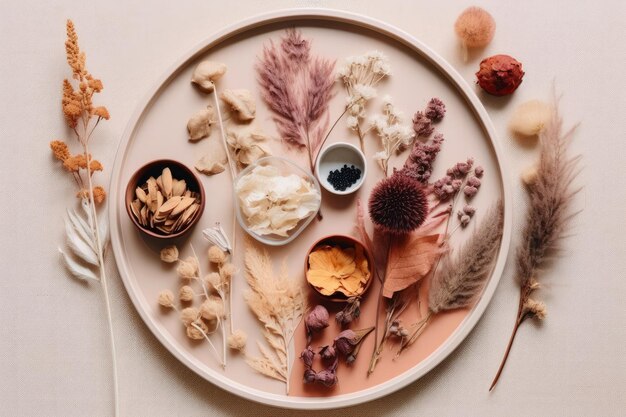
[425,97,446,121]
[464,185,479,197]
[399,133,444,184]
[303,368,317,384]
[468,176,482,188]
[319,345,337,362]
[463,204,476,216]
[333,327,374,363]
[305,305,329,336]
[315,369,338,387]
[300,346,315,368]
[412,111,434,137]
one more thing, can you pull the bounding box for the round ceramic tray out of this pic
[109,8,511,410]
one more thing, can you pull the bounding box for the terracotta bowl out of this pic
[125,159,205,239]
[304,234,375,302]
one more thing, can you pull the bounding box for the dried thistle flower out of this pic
[160,245,179,263]
[509,100,552,137]
[179,285,194,302]
[158,290,175,308]
[369,174,429,235]
[207,245,226,264]
[227,329,248,351]
[491,99,580,390]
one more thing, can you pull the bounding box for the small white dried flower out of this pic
[227,329,248,351]
[220,89,256,121]
[346,115,359,129]
[157,290,175,308]
[191,61,227,93]
[180,307,199,326]
[179,285,195,302]
[160,245,179,263]
[207,245,227,264]
[176,256,199,280]
[509,100,552,137]
[353,83,377,101]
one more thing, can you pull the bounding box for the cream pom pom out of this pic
[179,285,195,302]
[207,245,227,264]
[509,100,552,137]
[227,329,248,351]
[157,290,175,308]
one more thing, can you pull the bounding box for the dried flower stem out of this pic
[490,100,579,390]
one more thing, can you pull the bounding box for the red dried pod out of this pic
[476,54,524,96]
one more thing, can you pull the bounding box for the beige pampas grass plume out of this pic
[455,7,496,61]
[509,100,552,138]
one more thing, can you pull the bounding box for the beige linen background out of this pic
[1,1,624,416]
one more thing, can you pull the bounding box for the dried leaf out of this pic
[59,248,99,281]
[383,233,443,298]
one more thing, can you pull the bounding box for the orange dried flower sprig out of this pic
[51,20,118,416]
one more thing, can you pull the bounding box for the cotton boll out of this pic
[509,100,552,137]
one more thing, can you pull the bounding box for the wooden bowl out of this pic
[125,159,205,239]
[304,234,375,302]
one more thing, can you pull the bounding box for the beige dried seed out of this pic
[135,187,147,203]
[172,179,186,197]
[171,196,196,217]
[162,167,173,198]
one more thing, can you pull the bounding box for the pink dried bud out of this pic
[463,204,476,216]
[451,179,462,191]
[303,369,317,384]
[305,305,329,334]
[412,111,434,137]
[474,165,484,177]
[476,54,525,96]
[315,369,338,387]
[334,327,374,358]
[300,346,315,368]
[319,345,337,361]
[457,162,471,175]
[424,97,446,121]
[460,214,471,227]
[463,185,478,197]
[468,176,482,188]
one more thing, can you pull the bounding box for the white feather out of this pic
[65,215,99,266]
[59,248,99,281]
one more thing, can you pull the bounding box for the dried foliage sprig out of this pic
[490,100,580,390]
[50,20,118,416]
[243,239,306,394]
[256,29,335,173]
[397,200,504,355]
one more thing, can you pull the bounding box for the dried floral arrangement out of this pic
[49,20,118,415]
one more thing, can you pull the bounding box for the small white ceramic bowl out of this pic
[315,142,367,195]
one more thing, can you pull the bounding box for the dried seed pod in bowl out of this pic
[476,54,525,96]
